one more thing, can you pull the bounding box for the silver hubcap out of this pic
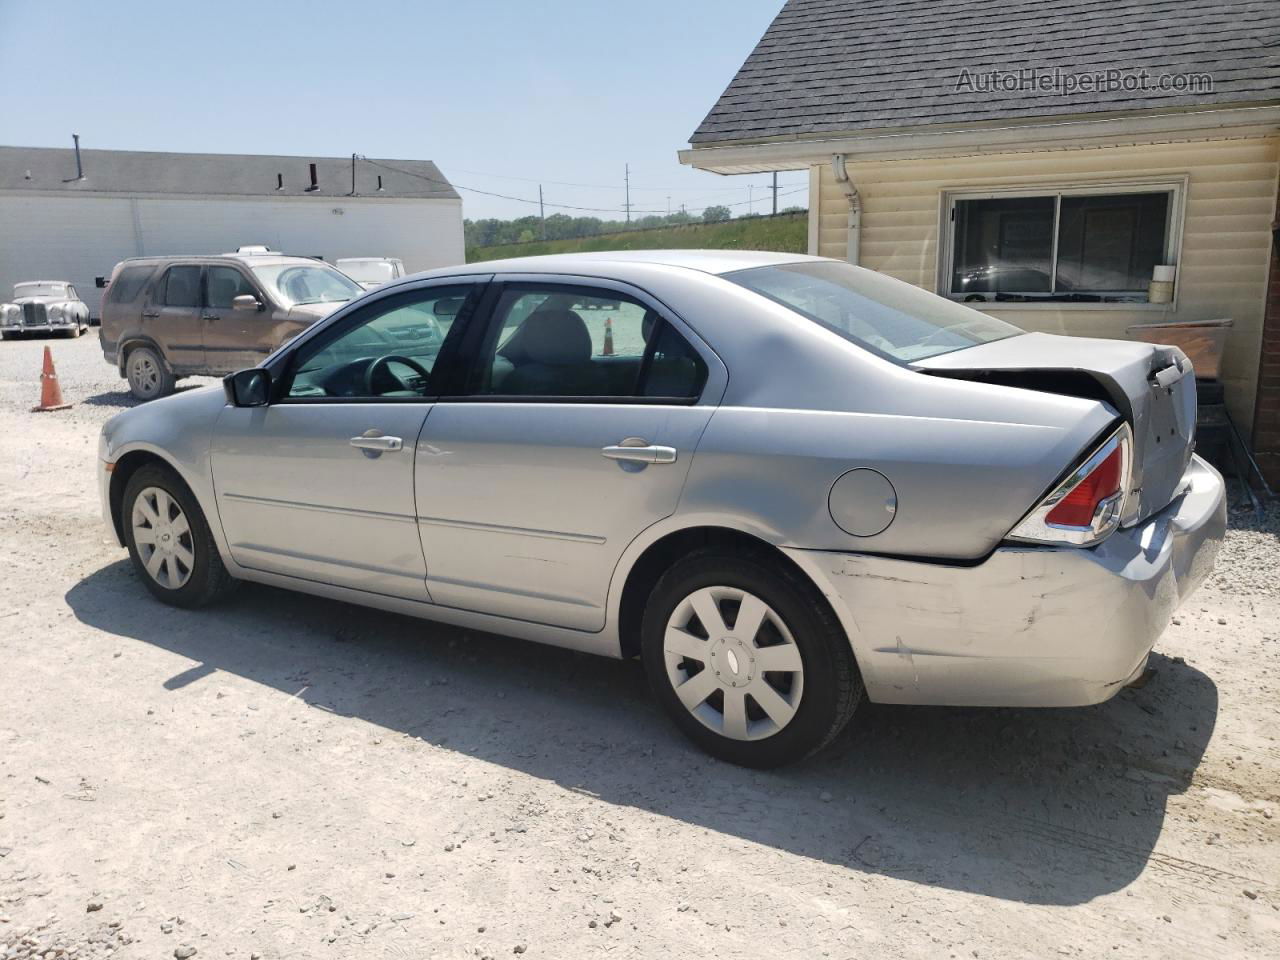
[129,353,160,397]
[664,586,804,742]
[131,487,194,589]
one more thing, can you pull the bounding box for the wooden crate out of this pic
[1126,318,1233,380]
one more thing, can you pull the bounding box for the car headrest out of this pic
[520,309,592,365]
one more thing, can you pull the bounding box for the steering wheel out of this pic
[364,354,432,395]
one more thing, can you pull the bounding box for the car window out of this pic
[251,262,362,307]
[727,260,1023,363]
[107,266,154,304]
[206,267,258,309]
[469,284,706,400]
[285,285,476,400]
[160,266,202,308]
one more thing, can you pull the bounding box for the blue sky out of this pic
[0,0,803,221]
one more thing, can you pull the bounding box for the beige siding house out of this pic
[681,0,1280,477]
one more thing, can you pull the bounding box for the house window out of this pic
[944,185,1178,304]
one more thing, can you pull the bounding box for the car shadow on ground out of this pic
[66,560,1222,907]
[80,384,208,409]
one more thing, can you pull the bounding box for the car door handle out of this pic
[602,442,677,464]
[350,435,403,452]
[142,310,159,319]
[201,314,218,321]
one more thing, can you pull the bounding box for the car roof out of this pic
[116,254,323,268]
[456,249,824,277]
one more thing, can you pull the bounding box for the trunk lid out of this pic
[916,332,1196,524]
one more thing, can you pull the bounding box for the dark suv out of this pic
[100,252,363,400]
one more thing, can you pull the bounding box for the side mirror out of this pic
[95,276,108,289]
[224,368,271,407]
[232,294,263,312]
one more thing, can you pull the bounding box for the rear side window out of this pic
[469,284,707,400]
[106,266,154,304]
[160,266,202,308]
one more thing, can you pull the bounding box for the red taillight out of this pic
[1007,423,1132,547]
[1045,446,1123,527]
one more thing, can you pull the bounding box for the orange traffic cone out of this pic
[32,346,71,412]
[602,317,614,356]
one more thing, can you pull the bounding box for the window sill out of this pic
[955,301,1176,313]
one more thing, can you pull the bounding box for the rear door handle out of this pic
[602,440,677,464]
[141,310,159,319]
[350,434,403,454]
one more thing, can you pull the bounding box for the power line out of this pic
[359,156,807,217]
[443,164,803,193]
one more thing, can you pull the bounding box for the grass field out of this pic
[467,211,808,262]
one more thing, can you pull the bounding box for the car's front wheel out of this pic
[123,464,237,608]
[126,346,175,400]
[641,549,863,768]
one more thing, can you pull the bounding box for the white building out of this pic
[0,145,465,317]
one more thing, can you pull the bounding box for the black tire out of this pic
[126,345,176,401]
[122,464,237,608]
[641,549,863,768]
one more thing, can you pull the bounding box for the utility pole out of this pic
[772,171,778,215]
[350,153,357,196]
[667,196,671,217]
[538,184,546,239]
[624,163,631,225]
[748,184,753,214]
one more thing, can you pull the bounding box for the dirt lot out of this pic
[1,334,1278,960]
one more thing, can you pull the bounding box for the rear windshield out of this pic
[726,260,1023,363]
[339,261,396,284]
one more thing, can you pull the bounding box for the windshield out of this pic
[338,261,395,284]
[726,261,1023,363]
[15,283,68,300]
[251,263,363,307]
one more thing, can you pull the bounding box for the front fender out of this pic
[101,385,231,558]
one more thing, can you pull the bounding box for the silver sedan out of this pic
[97,251,1226,767]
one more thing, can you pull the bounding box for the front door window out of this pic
[284,285,478,399]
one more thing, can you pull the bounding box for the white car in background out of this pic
[336,257,406,290]
[1,281,91,339]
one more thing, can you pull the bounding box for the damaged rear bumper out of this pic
[784,455,1226,708]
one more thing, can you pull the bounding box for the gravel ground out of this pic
[1,334,1278,960]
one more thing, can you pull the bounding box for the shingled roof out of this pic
[690,0,1280,146]
[0,146,459,200]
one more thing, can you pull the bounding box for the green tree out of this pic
[702,205,731,223]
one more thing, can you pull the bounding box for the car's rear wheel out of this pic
[123,464,237,608]
[641,549,862,768]
[126,346,175,401]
